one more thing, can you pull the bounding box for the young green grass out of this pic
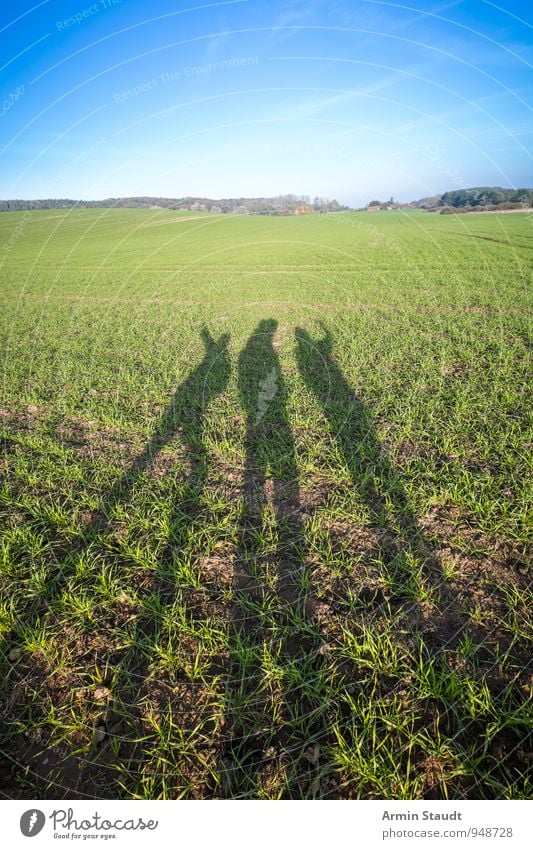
[0,208,531,799]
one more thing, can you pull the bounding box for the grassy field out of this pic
[0,207,531,800]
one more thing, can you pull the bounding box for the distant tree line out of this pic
[440,187,533,208]
[0,195,349,215]
[412,187,533,212]
[3,187,530,216]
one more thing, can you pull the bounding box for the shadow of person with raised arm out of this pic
[0,327,230,798]
[91,325,230,538]
[93,328,231,796]
[215,319,327,799]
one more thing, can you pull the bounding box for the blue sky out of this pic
[1,0,531,205]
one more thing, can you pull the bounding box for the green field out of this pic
[0,208,531,799]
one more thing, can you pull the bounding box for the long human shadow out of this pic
[0,327,230,797]
[239,319,301,567]
[89,326,232,796]
[214,320,327,798]
[294,327,532,800]
[295,326,510,653]
[295,326,449,635]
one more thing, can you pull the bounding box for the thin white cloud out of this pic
[271,71,410,120]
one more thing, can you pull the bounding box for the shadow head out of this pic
[256,318,278,339]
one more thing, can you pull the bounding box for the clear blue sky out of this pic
[1,0,531,205]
